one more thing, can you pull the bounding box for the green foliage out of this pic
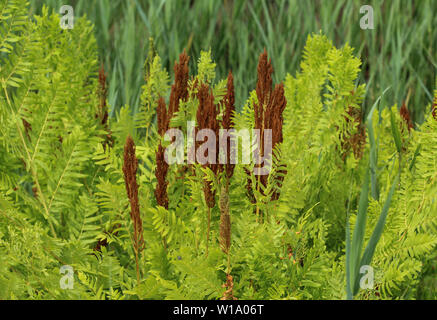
[0,2,436,300]
[29,0,437,124]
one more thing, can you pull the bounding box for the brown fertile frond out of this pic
[254,49,273,132]
[400,102,414,132]
[196,83,220,171]
[155,144,169,209]
[249,51,287,203]
[341,105,366,161]
[157,96,168,136]
[154,50,190,210]
[97,63,109,126]
[155,96,170,209]
[196,83,210,132]
[264,83,287,200]
[222,71,235,130]
[196,83,220,208]
[256,49,273,109]
[169,50,190,119]
[265,83,286,148]
[122,136,145,253]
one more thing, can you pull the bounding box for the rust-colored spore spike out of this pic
[155,144,169,209]
[122,136,145,253]
[341,105,366,161]
[264,83,287,200]
[400,102,414,131]
[196,83,220,208]
[168,50,190,120]
[256,49,273,108]
[98,63,109,126]
[254,49,273,135]
[154,50,190,211]
[247,50,287,203]
[155,97,170,209]
[266,83,287,147]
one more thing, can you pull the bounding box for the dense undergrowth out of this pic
[0,1,436,299]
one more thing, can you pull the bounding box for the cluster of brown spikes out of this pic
[154,52,190,210]
[248,49,287,202]
[219,71,236,180]
[196,83,220,208]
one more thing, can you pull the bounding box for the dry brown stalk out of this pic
[122,135,145,285]
[255,49,274,122]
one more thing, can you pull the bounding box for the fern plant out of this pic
[0,1,435,300]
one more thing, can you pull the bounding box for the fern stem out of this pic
[206,206,211,257]
[226,252,231,274]
[135,248,140,287]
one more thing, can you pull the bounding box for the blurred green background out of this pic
[30,0,436,123]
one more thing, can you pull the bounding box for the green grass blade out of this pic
[390,107,403,154]
[349,167,370,295]
[353,174,399,295]
[366,87,391,201]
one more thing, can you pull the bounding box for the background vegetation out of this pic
[30,0,437,123]
[1,0,435,300]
